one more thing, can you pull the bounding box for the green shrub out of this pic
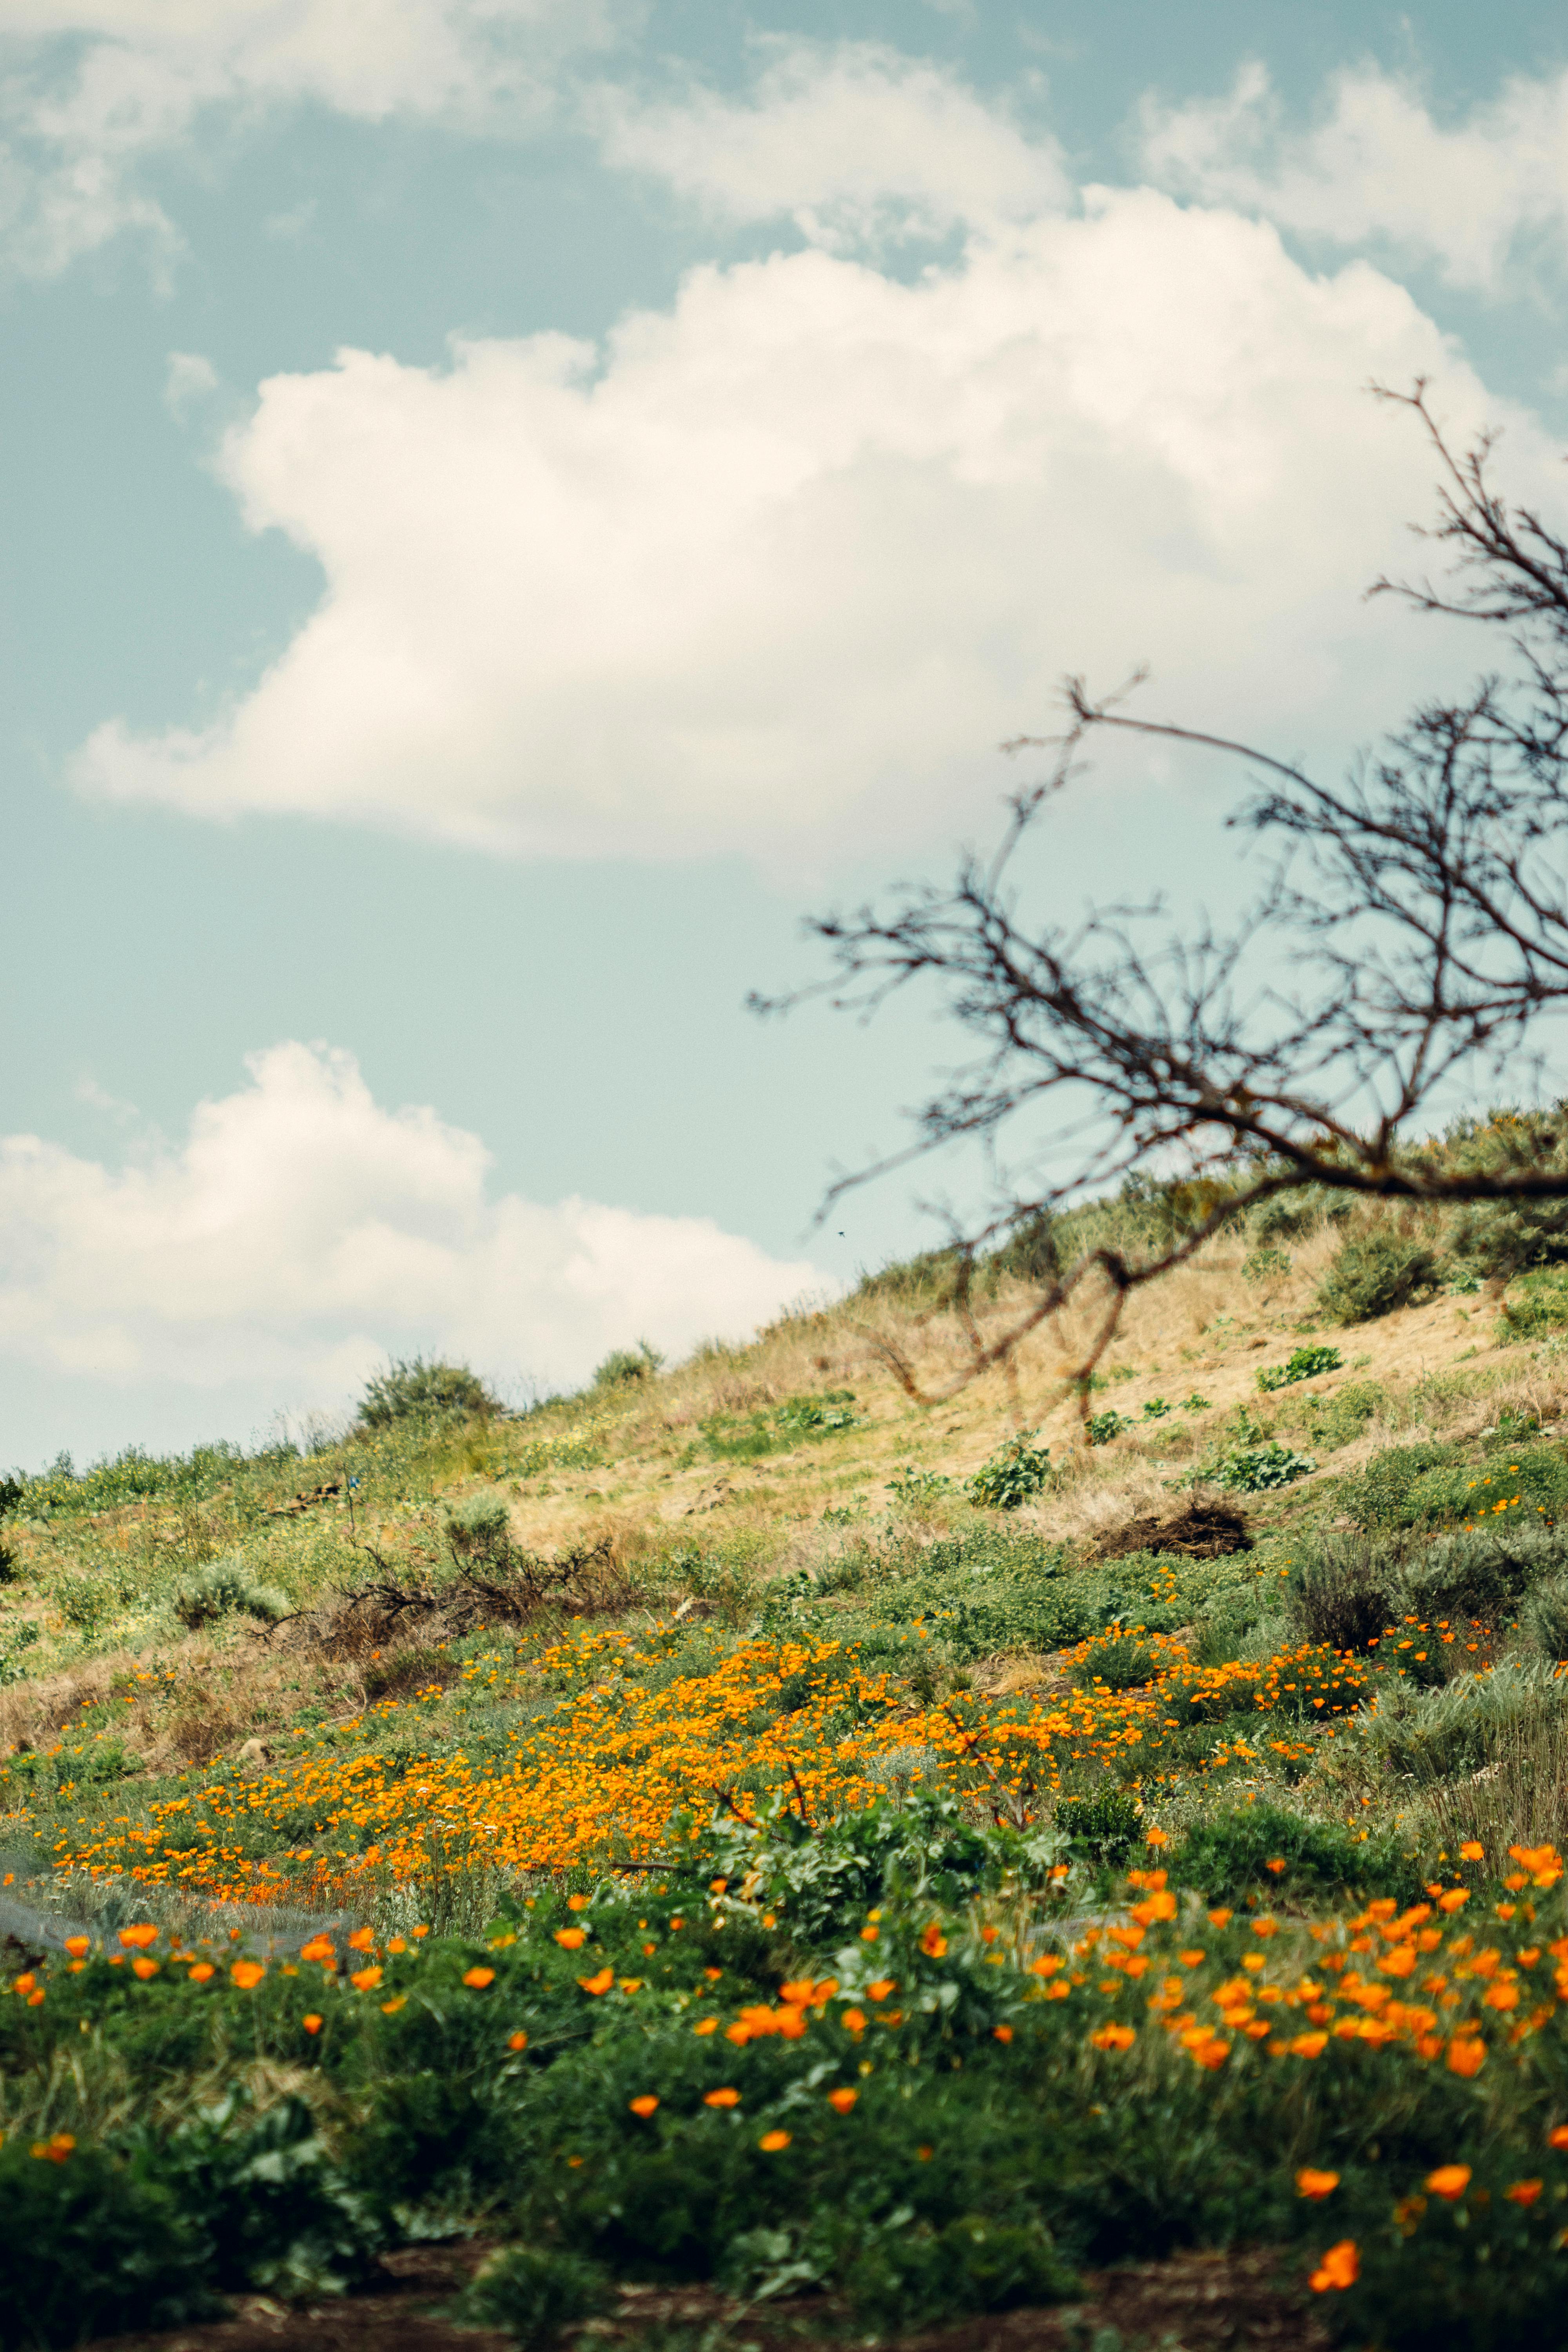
[1308,1378,1385,1450]
[1257,1345,1343,1391]
[1085,1411,1131,1446]
[1241,1247,1292,1283]
[967,1432,1052,1510]
[1170,1800,1421,1908]
[1318,1231,1444,1323]
[0,2139,211,2348]
[1213,1443,1316,1492]
[358,1356,501,1428]
[1341,1442,1464,1530]
[459,2245,613,2347]
[171,1559,291,1630]
[1339,1661,1568,1784]
[840,2214,1075,2328]
[1522,1575,1568,1661]
[592,1341,665,1387]
[1287,1536,1405,1653]
[1056,1786,1142,1864]
[1499,1270,1568,1341]
[1074,1632,1161,1691]
[1402,1520,1565,1625]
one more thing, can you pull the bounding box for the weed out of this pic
[1085,1412,1132,1446]
[1257,1345,1344,1392]
[1213,1445,1316,1493]
[593,1342,666,1388]
[968,1432,1052,1510]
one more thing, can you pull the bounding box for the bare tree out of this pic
[756,384,1568,1402]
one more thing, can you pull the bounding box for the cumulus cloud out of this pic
[593,40,1069,249]
[1141,59,1568,291]
[0,1043,826,1408]
[0,0,616,274]
[72,178,1555,862]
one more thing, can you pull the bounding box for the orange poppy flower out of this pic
[994,2024,1014,2044]
[826,2088,858,2113]
[577,1967,614,1996]
[1426,2165,1472,2200]
[131,1957,159,1980]
[508,2031,528,2051]
[629,2096,659,2117]
[1309,2241,1359,2292]
[759,2131,791,2151]
[463,1967,496,1989]
[555,1928,586,1950]
[867,1978,897,2002]
[302,2014,323,2034]
[1446,2038,1486,2078]
[1296,2169,1340,2200]
[189,1962,215,1984]
[1089,2024,1135,2051]
[231,1961,265,1990]
[703,2088,742,2108]
[919,1923,948,1958]
[63,1936,90,1960]
[1506,2180,1543,2205]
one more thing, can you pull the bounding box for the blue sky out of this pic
[6,1,1568,1465]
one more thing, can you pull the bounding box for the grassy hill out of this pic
[7,1210,1568,2347]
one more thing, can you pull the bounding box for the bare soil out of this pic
[83,2244,1330,2352]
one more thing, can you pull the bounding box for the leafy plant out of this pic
[1287,1537,1404,1653]
[1257,1345,1344,1391]
[887,1463,953,1504]
[1318,1232,1444,1323]
[1140,1397,1172,1420]
[1085,1411,1132,1446]
[1213,1444,1316,1492]
[1180,1392,1212,1411]
[967,1432,1052,1510]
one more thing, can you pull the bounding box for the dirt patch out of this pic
[1093,1501,1253,1563]
[82,2244,1328,2352]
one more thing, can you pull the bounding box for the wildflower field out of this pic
[11,1225,1568,2344]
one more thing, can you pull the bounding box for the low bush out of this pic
[1401,1519,1564,1625]
[1073,1632,1162,1691]
[1085,1412,1132,1446]
[1318,1231,1444,1323]
[171,1559,291,1630]
[1287,1536,1405,1653]
[1169,1799,1421,1908]
[1498,1269,1568,1341]
[1241,1247,1292,1283]
[358,1356,502,1428]
[1055,1784,1143,1864]
[1521,1574,1568,1661]
[1340,1442,1465,1530]
[459,2245,613,2346]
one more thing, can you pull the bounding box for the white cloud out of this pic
[72,180,1558,862]
[1140,60,1568,291]
[593,41,1068,249]
[164,348,218,415]
[0,0,616,274]
[0,1042,825,1406]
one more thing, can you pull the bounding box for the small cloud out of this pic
[164,350,218,418]
[263,197,317,241]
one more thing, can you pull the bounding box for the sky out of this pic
[7,2,1568,1466]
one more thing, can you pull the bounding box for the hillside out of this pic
[7,1216,1568,2348]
